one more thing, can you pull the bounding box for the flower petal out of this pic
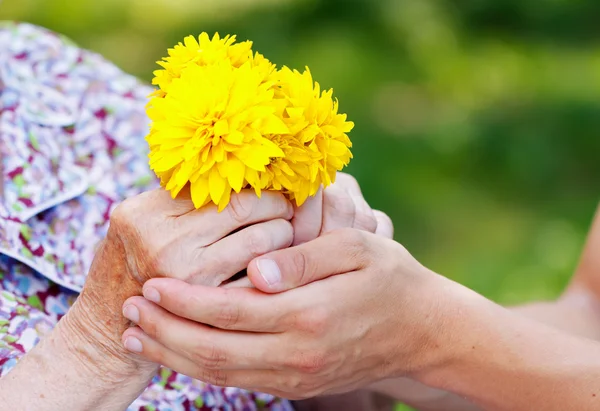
[209,167,226,204]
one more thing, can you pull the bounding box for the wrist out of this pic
[63,236,159,380]
[410,280,505,386]
[413,287,600,410]
[57,299,158,383]
[0,299,158,411]
[59,235,159,381]
[396,273,485,381]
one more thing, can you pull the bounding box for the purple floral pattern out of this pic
[0,22,293,411]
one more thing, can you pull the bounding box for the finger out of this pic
[178,190,293,244]
[347,195,377,233]
[192,219,293,285]
[222,276,254,288]
[374,210,394,239]
[291,188,323,246]
[334,173,377,233]
[111,188,197,226]
[334,172,362,197]
[248,228,372,293]
[140,189,197,216]
[122,327,285,393]
[320,185,356,233]
[122,296,283,369]
[139,278,294,332]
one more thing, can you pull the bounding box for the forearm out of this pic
[0,238,160,410]
[370,204,600,410]
[416,287,600,411]
[0,304,158,411]
[399,300,599,403]
[370,292,600,410]
[0,313,157,410]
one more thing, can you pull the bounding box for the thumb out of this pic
[247,228,369,293]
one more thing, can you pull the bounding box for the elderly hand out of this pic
[61,189,294,378]
[120,228,469,399]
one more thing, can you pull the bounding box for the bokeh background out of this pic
[2,0,599,408]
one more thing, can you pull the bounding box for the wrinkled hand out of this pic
[64,189,294,375]
[121,229,459,399]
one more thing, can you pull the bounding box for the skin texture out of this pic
[122,230,447,399]
[124,173,397,410]
[369,204,600,411]
[0,171,391,411]
[123,204,600,410]
[0,188,298,411]
[416,295,600,411]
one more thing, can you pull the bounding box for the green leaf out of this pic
[27,295,43,311]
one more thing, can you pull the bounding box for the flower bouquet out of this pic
[146,33,354,210]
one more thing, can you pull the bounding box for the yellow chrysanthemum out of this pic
[147,60,288,210]
[264,67,354,205]
[151,32,274,98]
[146,33,354,211]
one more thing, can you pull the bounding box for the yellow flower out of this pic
[265,67,354,205]
[146,33,354,210]
[147,60,288,211]
[151,32,274,98]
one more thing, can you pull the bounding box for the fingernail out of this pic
[256,259,281,286]
[144,287,160,303]
[124,336,143,353]
[122,305,140,323]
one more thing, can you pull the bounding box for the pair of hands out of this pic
[101,173,455,400]
[64,175,396,371]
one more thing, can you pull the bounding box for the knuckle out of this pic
[296,308,330,336]
[145,342,166,365]
[290,250,309,285]
[227,192,255,223]
[338,227,366,246]
[338,228,370,261]
[355,210,378,233]
[185,247,208,281]
[215,291,241,329]
[267,192,291,217]
[176,290,202,314]
[272,219,294,248]
[290,349,328,375]
[111,190,166,231]
[281,374,304,395]
[140,313,161,340]
[328,190,356,217]
[148,247,173,278]
[244,227,272,258]
[191,339,227,369]
[280,196,292,217]
[283,379,318,401]
[110,198,139,228]
[199,368,228,387]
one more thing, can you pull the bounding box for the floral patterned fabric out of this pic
[0,22,293,411]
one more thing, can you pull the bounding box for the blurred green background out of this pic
[2,0,599,408]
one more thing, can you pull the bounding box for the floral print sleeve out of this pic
[0,22,293,411]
